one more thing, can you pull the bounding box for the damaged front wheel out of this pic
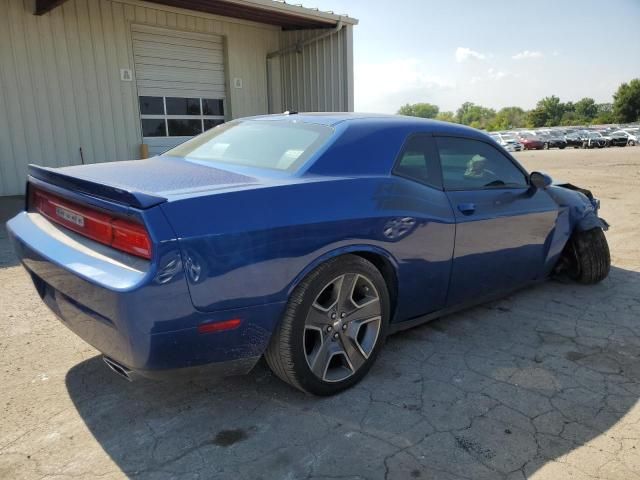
[563,228,611,284]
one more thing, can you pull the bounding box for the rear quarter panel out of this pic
[161,176,456,323]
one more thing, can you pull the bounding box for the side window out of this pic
[393,135,442,189]
[436,137,528,190]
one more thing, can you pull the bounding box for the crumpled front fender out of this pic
[546,183,609,232]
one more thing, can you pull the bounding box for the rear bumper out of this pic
[103,355,261,381]
[7,212,285,380]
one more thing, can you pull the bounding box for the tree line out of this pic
[397,78,640,131]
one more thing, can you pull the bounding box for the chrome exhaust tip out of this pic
[103,356,133,382]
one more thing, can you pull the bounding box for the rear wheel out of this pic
[265,255,390,395]
[629,140,636,147]
[563,228,610,284]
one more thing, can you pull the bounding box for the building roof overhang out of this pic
[34,0,357,30]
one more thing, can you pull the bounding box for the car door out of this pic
[435,135,559,307]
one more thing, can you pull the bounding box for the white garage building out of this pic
[0,0,357,195]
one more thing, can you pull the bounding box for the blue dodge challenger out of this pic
[7,113,610,395]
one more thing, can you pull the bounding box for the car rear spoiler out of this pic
[28,164,167,209]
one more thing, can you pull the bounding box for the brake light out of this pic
[31,188,152,259]
[111,219,152,259]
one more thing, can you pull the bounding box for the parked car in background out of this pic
[537,133,567,150]
[584,132,608,148]
[490,132,524,152]
[605,131,629,147]
[596,127,615,135]
[565,132,584,149]
[574,130,591,147]
[626,129,639,145]
[489,133,506,149]
[483,124,638,149]
[596,131,616,146]
[614,129,639,146]
[516,133,544,150]
[549,131,569,148]
[624,128,640,143]
[6,113,611,395]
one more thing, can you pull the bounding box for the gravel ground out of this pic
[1,147,639,480]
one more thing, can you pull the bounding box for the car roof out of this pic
[244,112,486,137]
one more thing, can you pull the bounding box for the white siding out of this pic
[278,25,354,113]
[0,0,280,195]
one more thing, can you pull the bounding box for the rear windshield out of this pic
[164,120,333,172]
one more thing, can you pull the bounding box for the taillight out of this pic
[111,219,152,259]
[32,188,152,259]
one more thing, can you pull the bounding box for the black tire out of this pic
[265,255,390,395]
[629,140,636,147]
[566,228,610,284]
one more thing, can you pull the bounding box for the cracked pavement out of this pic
[1,147,640,479]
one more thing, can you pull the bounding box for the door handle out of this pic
[457,203,476,215]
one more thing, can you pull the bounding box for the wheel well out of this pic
[351,251,398,319]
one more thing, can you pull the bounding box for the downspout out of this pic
[266,20,345,113]
[267,20,344,60]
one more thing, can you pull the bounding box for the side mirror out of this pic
[530,171,552,189]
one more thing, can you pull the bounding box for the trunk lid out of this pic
[29,156,258,209]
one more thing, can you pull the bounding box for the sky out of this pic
[299,0,640,113]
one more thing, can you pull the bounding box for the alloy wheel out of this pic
[303,273,382,382]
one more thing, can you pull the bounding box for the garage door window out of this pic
[139,96,224,137]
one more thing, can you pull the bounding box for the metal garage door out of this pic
[132,24,226,156]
